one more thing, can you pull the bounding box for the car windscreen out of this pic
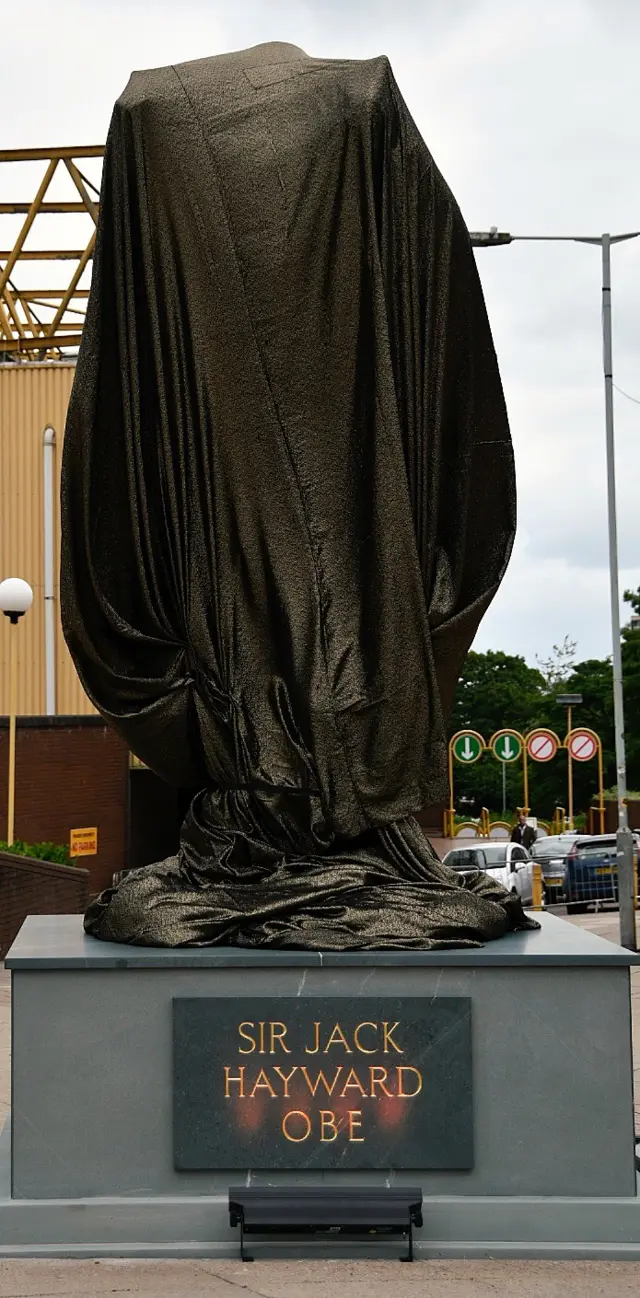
[480,845,509,864]
[575,841,617,859]
[531,838,576,858]
[446,851,485,869]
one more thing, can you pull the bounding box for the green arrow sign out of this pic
[491,731,522,763]
[452,732,483,764]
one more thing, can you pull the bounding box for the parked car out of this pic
[443,842,534,906]
[529,833,580,903]
[563,834,639,913]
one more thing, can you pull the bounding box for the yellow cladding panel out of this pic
[0,362,95,715]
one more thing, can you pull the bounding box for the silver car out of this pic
[443,842,534,906]
[529,833,579,903]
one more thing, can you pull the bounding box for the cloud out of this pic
[474,537,640,663]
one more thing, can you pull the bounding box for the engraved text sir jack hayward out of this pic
[173,997,473,1170]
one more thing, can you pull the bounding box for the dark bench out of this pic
[228,1185,423,1261]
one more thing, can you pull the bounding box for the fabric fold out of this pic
[61,42,535,949]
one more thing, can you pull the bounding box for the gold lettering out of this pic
[382,1022,403,1054]
[353,1022,378,1054]
[273,1066,298,1097]
[301,1067,343,1097]
[249,1068,277,1098]
[282,1110,312,1142]
[305,1022,321,1054]
[270,1022,291,1054]
[258,1022,266,1054]
[369,1066,393,1097]
[340,1067,367,1098]
[224,1066,245,1098]
[238,1023,256,1054]
[320,1110,339,1142]
[397,1066,422,1098]
[348,1110,365,1142]
[324,1023,352,1053]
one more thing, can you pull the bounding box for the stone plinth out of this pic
[1,912,639,1258]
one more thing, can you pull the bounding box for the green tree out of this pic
[623,586,640,617]
[450,650,546,737]
[536,636,577,691]
[449,605,640,820]
[449,651,546,814]
[621,594,640,791]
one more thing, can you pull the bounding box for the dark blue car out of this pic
[564,834,639,913]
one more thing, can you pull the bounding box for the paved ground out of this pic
[0,911,638,1295]
[2,1258,640,1297]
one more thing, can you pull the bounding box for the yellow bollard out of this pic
[532,862,544,912]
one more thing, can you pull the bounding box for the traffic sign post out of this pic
[557,695,583,830]
[447,731,485,837]
[490,730,522,763]
[564,728,605,836]
[568,731,598,762]
[527,729,560,763]
[446,723,606,840]
[489,730,527,815]
[452,732,484,764]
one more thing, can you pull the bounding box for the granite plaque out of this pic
[173,997,473,1170]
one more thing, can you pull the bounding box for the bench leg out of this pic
[400,1218,414,1262]
[240,1217,254,1262]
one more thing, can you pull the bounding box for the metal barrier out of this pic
[550,807,566,835]
[563,843,639,914]
[444,813,555,841]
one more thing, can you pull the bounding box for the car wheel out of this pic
[569,903,588,914]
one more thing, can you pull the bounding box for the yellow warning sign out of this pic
[70,827,98,857]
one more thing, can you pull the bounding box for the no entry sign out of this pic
[568,731,598,762]
[527,729,559,763]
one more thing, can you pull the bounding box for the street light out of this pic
[471,229,640,948]
[0,577,33,846]
[556,693,583,830]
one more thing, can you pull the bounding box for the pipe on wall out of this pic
[43,425,56,715]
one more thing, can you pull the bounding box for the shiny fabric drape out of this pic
[61,43,537,949]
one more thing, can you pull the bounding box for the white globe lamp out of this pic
[0,577,34,624]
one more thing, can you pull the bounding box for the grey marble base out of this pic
[1,913,639,1258]
[1,1119,639,1260]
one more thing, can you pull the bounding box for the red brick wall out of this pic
[0,719,128,893]
[0,851,90,958]
[414,804,445,834]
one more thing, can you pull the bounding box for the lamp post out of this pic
[0,578,33,846]
[556,693,583,830]
[470,229,640,948]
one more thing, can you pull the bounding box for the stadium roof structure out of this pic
[0,146,104,360]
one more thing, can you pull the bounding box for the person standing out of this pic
[511,812,536,850]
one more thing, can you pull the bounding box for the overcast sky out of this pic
[3,0,639,667]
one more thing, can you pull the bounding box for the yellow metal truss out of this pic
[0,146,104,360]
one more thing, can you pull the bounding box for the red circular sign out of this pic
[568,731,598,762]
[527,729,558,763]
